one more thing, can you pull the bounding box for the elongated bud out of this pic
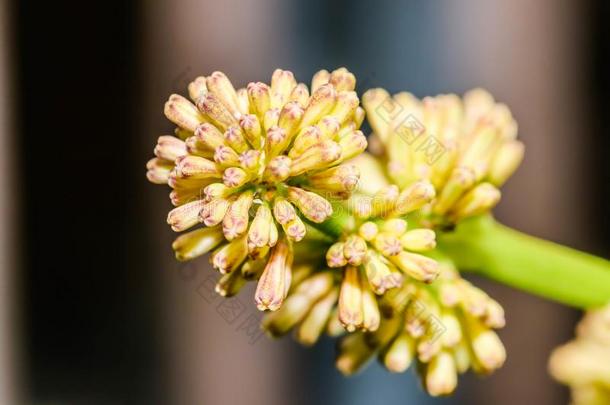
[339,266,364,332]
[287,186,333,223]
[390,251,439,283]
[450,182,500,221]
[289,126,323,157]
[263,108,280,132]
[187,77,207,102]
[300,83,337,129]
[364,251,402,294]
[297,288,339,346]
[370,185,399,217]
[392,180,435,216]
[262,272,334,336]
[164,94,206,132]
[247,82,271,117]
[331,91,359,124]
[263,156,291,183]
[172,226,224,261]
[238,150,260,172]
[337,130,368,162]
[167,199,206,232]
[488,140,524,186]
[222,190,254,240]
[311,69,330,92]
[175,155,220,179]
[239,114,262,148]
[222,167,249,188]
[290,83,310,107]
[317,116,340,138]
[465,314,506,372]
[440,311,463,348]
[336,334,375,376]
[203,183,234,202]
[382,218,408,235]
[426,351,458,396]
[255,238,291,311]
[326,242,347,268]
[383,332,415,372]
[199,198,230,226]
[484,299,506,329]
[206,71,240,117]
[361,88,393,141]
[272,198,297,225]
[223,126,248,153]
[400,229,436,252]
[211,235,248,274]
[361,280,380,331]
[197,92,238,131]
[284,217,306,242]
[146,158,173,184]
[289,140,341,176]
[248,205,272,249]
[433,166,476,215]
[270,69,297,107]
[358,222,378,241]
[343,235,368,266]
[154,136,187,161]
[215,270,246,297]
[329,67,356,92]
[194,122,225,151]
[213,145,240,167]
[185,136,213,158]
[373,233,402,257]
[265,126,289,158]
[278,101,304,137]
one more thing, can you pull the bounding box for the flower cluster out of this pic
[336,260,506,396]
[549,304,610,404]
[362,88,524,226]
[146,71,525,398]
[146,68,367,310]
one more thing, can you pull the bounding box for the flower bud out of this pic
[296,288,339,346]
[154,135,187,162]
[392,180,435,216]
[175,155,221,180]
[215,270,246,297]
[425,351,458,396]
[272,198,297,225]
[172,226,224,261]
[187,76,207,102]
[362,282,380,331]
[308,164,360,193]
[194,122,226,151]
[222,167,249,188]
[311,69,330,92]
[326,242,348,268]
[248,205,272,250]
[373,232,402,256]
[364,252,402,295]
[287,187,333,223]
[263,156,291,183]
[358,222,378,241]
[289,83,310,107]
[389,251,439,283]
[329,67,356,92]
[381,218,408,236]
[488,140,524,186]
[339,266,364,332]
[197,92,238,131]
[238,150,260,172]
[433,166,476,215]
[199,198,230,227]
[450,182,501,221]
[331,91,359,124]
[211,235,248,274]
[164,94,206,132]
[284,217,306,242]
[289,140,341,176]
[337,130,368,163]
[400,229,436,252]
[167,199,207,232]
[255,238,291,311]
[146,158,173,184]
[239,114,262,148]
[213,145,240,167]
[247,81,271,117]
[206,71,240,117]
[343,235,368,266]
[300,84,337,129]
[383,332,415,373]
[278,101,304,137]
[222,190,254,240]
[370,185,399,217]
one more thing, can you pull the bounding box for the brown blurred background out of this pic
[2,0,609,404]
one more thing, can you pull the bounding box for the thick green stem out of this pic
[438,215,610,309]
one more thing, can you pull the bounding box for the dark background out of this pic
[7,0,609,404]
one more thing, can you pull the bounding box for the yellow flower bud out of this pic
[289,140,341,176]
[338,266,364,332]
[154,135,187,162]
[199,198,230,227]
[255,238,291,311]
[287,186,333,223]
[222,190,254,240]
[164,94,206,132]
[172,226,224,261]
[343,235,368,266]
[187,76,207,102]
[389,251,439,283]
[488,140,524,186]
[296,288,339,346]
[211,235,248,274]
[197,92,238,131]
[400,229,436,252]
[167,199,207,232]
[425,351,458,396]
[383,331,415,373]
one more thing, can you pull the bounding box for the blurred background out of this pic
[1,0,609,404]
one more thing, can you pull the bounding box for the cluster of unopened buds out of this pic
[147,67,527,396]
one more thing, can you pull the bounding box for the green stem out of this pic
[438,215,610,309]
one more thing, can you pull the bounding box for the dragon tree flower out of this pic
[362,88,524,226]
[549,304,610,405]
[327,216,439,333]
[336,260,506,396]
[146,67,367,311]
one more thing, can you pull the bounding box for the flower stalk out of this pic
[438,215,610,309]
